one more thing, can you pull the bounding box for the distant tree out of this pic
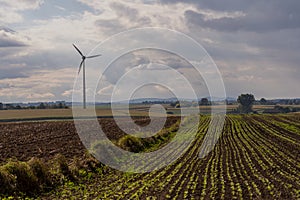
[170,102,175,107]
[288,99,297,105]
[15,105,22,109]
[170,101,179,107]
[200,98,209,106]
[260,98,267,105]
[38,103,46,109]
[274,105,291,113]
[237,94,255,113]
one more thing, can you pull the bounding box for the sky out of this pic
[0,0,299,103]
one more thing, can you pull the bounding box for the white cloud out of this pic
[55,5,66,11]
[0,8,23,24]
[0,0,44,10]
[0,68,75,102]
[26,92,55,100]
[77,0,198,30]
[21,12,103,51]
[97,84,114,95]
[0,0,44,24]
[62,89,74,97]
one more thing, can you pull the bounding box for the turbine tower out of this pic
[73,44,101,109]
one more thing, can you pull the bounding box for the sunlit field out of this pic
[1,104,299,121]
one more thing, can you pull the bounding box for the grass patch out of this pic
[0,159,40,196]
[116,119,181,153]
[0,153,104,198]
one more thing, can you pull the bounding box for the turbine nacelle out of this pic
[73,44,101,73]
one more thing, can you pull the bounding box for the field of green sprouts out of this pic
[34,114,299,200]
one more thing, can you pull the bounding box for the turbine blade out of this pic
[73,44,84,57]
[86,54,102,59]
[78,60,84,74]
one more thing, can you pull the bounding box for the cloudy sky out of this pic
[0,0,299,103]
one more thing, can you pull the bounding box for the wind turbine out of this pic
[73,44,101,109]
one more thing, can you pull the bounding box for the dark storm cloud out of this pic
[0,27,27,47]
[161,0,300,32]
[161,0,300,13]
[158,0,300,98]
[184,11,243,32]
[185,11,300,32]
[0,26,16,33]
[0,42,78,86]
[0,69,28,79]
[185,8,300,32]
[0,27,30,79]
[0,38,26,47]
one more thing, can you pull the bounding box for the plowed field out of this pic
[0,117,179,163]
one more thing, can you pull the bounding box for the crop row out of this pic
[45,114,300,199]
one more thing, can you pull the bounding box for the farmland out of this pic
[1,104,299,122]
[0,117,180,163]
[0,113,299,199]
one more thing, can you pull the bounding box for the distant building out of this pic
[0,102,3,110]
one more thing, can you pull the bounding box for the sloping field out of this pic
[52,114,299,199]
[0,114,299,199]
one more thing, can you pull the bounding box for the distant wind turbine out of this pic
[73,44,101,109]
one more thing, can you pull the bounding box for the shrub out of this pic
[53,154,75,182]
[2,160,39,195]
[0,167,15,194]
[28,157,52,189]
[118,135,144,152]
